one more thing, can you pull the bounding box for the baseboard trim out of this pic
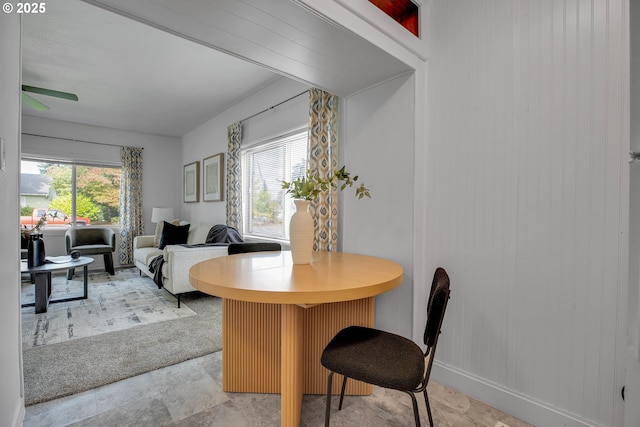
[431,362,604,427]
[12,401,24,427]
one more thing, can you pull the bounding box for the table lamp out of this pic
[151,207,174,224]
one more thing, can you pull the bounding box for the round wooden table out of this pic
[190,250,403,427]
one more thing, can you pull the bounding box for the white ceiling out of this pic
[21,0,413,140]
[21,0,283,138]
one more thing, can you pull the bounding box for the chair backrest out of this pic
[228,242,282,255]
[422,267,450,381]
[65,227,116,249]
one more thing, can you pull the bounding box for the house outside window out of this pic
[241,128,308,241]
[20,159,121,228]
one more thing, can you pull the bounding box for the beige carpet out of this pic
[21,268,222,406]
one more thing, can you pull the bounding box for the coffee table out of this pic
[21,256,94,313]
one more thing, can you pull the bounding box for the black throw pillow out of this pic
[158,221,190,249]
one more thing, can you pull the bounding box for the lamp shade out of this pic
[151,207,174,223]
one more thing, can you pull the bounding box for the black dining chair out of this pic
[320,267,451,427]
[227,242,281,255]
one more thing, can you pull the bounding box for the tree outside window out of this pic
[20,160,121,227]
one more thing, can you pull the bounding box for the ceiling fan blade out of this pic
[22,85,78,101]
[22,93,49,111]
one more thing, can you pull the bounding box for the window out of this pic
[20,159,121,228]
[241,129,308,241]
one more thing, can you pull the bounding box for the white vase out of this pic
[289,199,314,264]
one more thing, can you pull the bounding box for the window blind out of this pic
[241,129,308,240]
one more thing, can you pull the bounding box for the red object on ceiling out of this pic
[369,0,419,37]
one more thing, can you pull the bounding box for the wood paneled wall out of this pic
[424,1,628,426]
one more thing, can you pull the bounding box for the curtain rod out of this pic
[21,133,144,150]
[240,90,309,124]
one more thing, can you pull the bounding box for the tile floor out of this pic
[23,350,534,427]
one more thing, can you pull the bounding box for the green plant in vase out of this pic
[280,165,371,201]
[281,165,371,264]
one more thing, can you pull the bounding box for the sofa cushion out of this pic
[184,222,215,245]
[159,221,190,249]
[153,219,180,247]
[134,246,163,267]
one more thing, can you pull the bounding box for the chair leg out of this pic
[423,389,434,427]
[104,253,115,275]
[67,268,74,280]
[325,371,335,427]
[339,375,348,410]
[407,391,421,427]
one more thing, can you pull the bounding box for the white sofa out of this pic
[133,222,229,305]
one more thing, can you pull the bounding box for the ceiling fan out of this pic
[21,85,78,111]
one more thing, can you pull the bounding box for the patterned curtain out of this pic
[119,147,144,265]
[308,88,339,252]
[226,122,243,234]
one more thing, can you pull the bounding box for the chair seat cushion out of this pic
[69,244,113,255]
[321,326,425,391]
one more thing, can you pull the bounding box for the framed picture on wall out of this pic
[183,161,200,203]
[203,153,224,202]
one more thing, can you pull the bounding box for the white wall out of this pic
[341,73,415,337]
[181,77,309,223]
[425,2,628,426]
[0,11,25,427]
[626,1,640,426]
[21,116,182,239]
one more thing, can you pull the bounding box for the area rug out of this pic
[22,269,222,406]
[21,268,198,349]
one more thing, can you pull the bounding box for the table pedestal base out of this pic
[281,304,304,426]
[222,298,374,426]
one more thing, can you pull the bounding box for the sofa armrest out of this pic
[134,235,155,250]
[162,244,229,294]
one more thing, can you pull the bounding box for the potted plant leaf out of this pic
[281,166,370,264]
[21,214,51,267]
[21,214,47,249]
